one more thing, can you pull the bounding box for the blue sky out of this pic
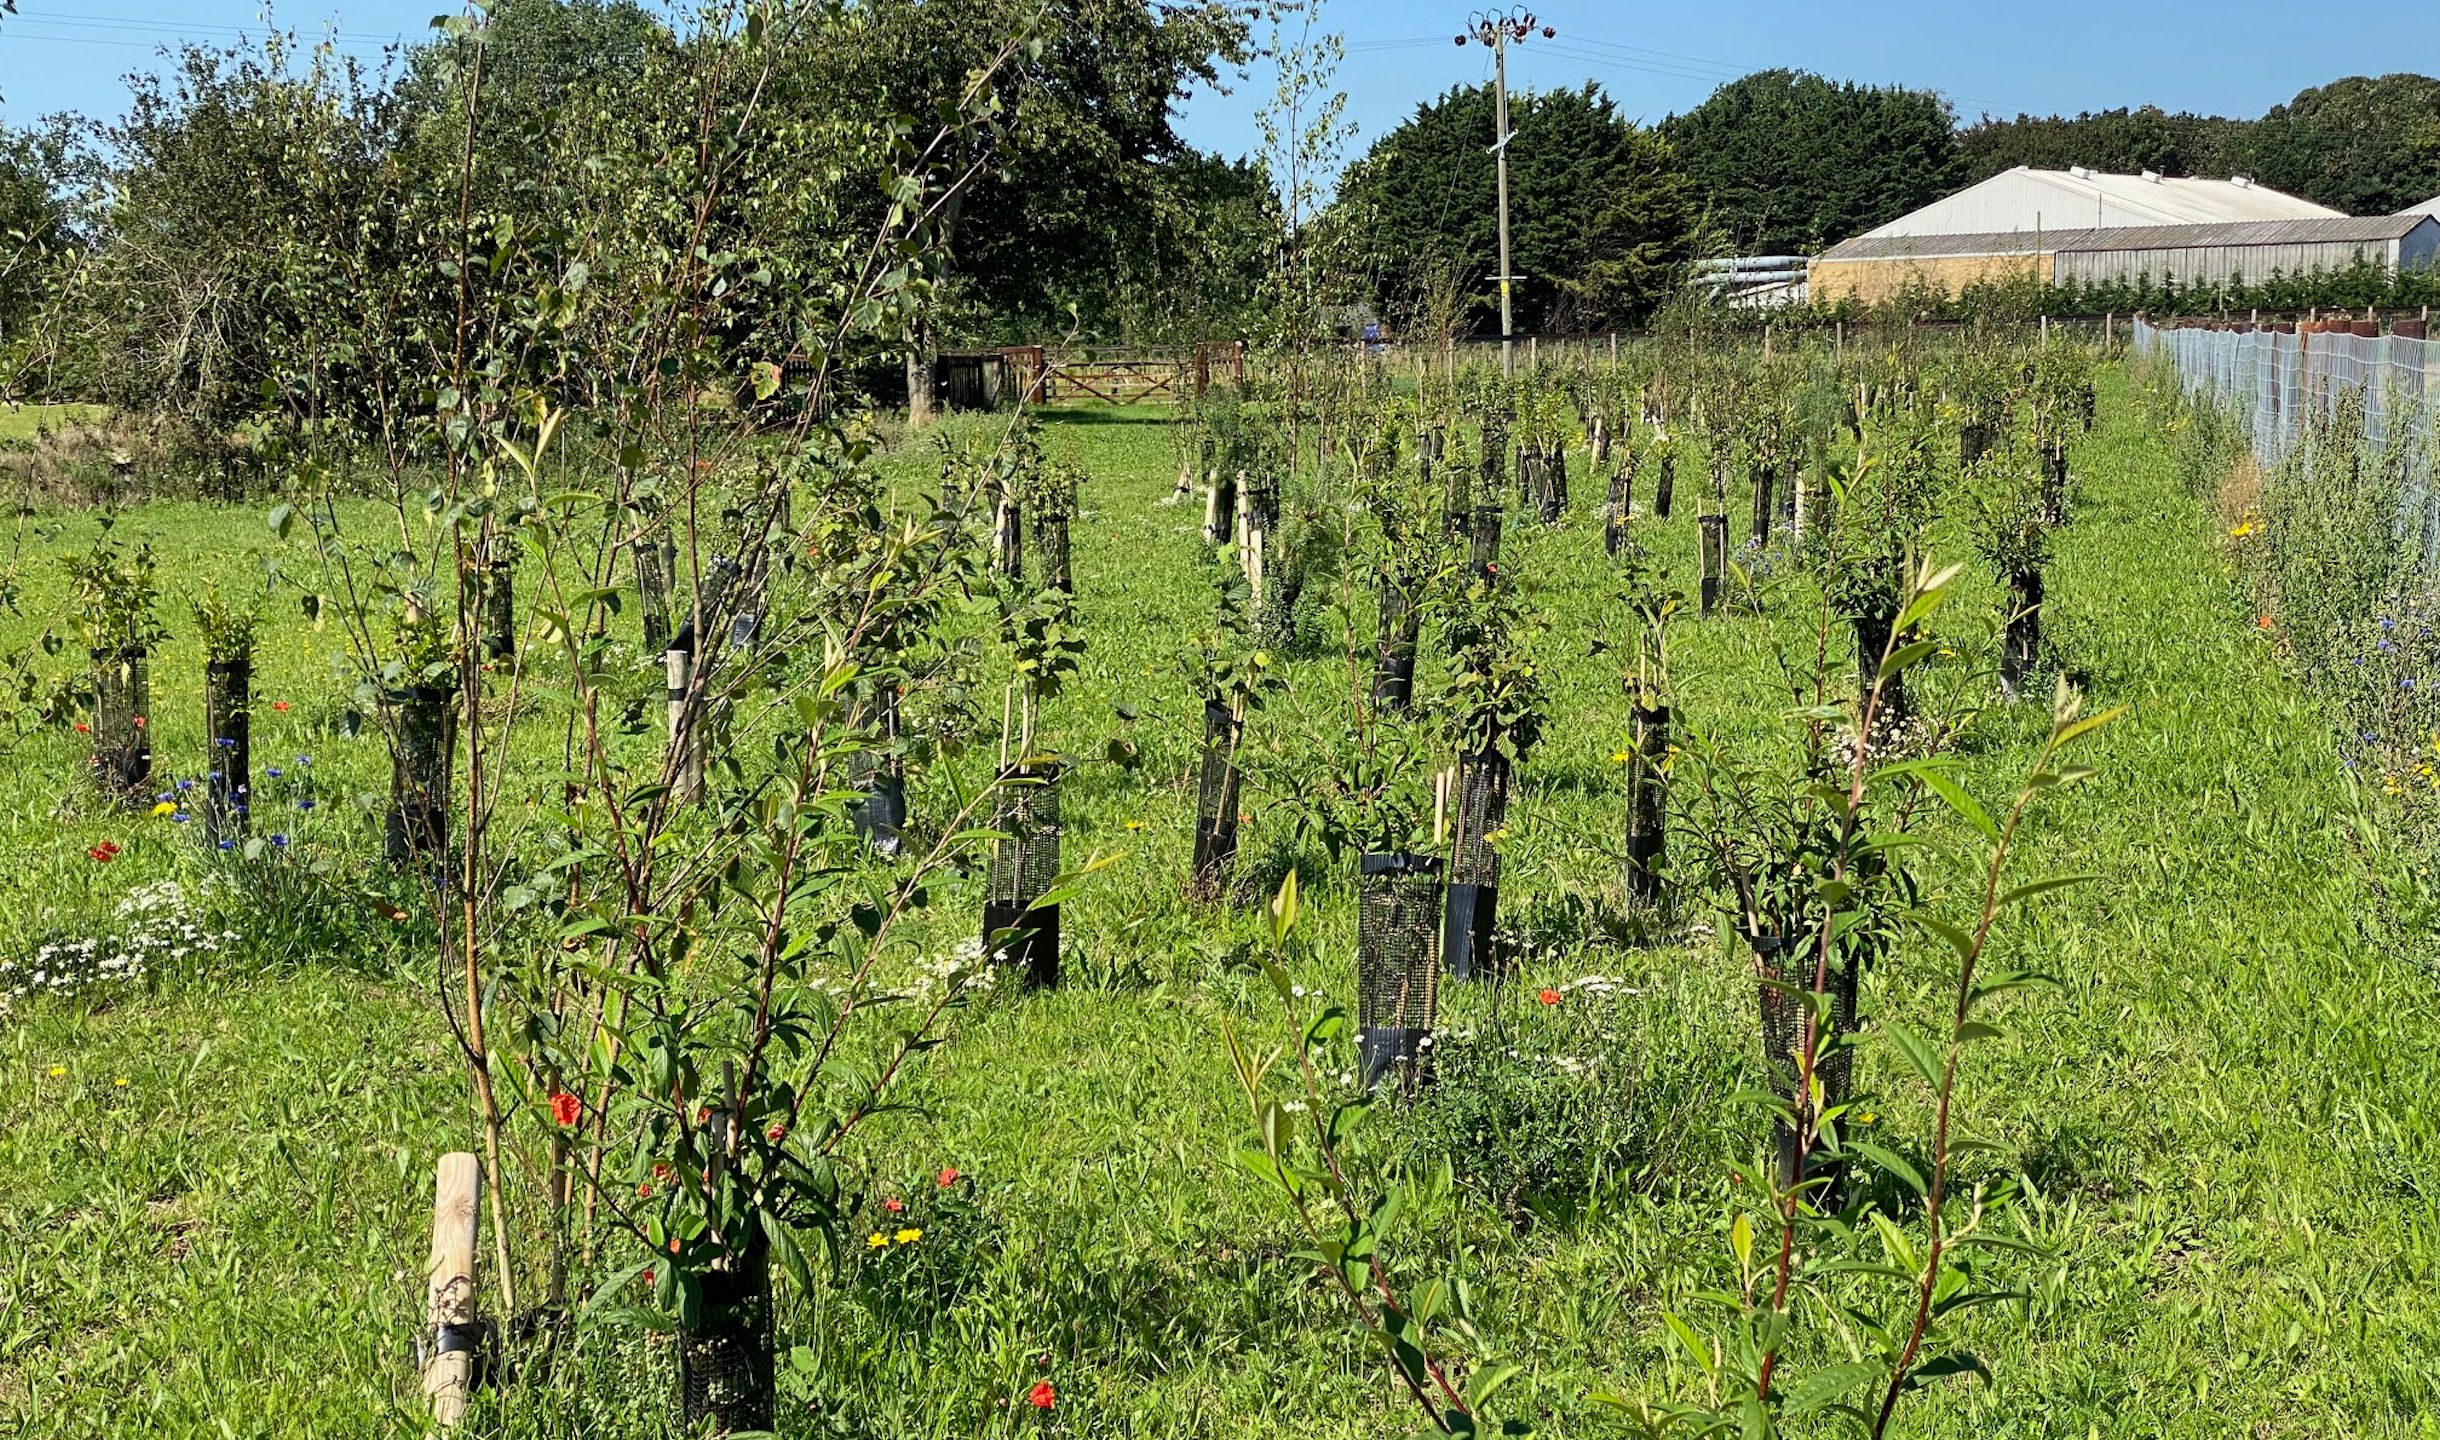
[4,0,2436,164]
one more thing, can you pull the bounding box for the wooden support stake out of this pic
[423,1153,483,1427]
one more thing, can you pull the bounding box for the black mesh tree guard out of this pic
[482,555,516,662]
[677,1229,775,1434]
[2042,443,2069,524]
[1624,702,1668,908]
[1373,580,1421,713]
[1538,444,1567,525]
[1442,438,1473,535]
[1854,601,1909,730]
[1960,423,1993,472]
[1654,453,1675,519]
[996,493,1025,577]
[384,685,456,865]
[2078,381,2097,432]
[1188,698,1244,903]
[985,762,1062,989]
[1357,851,1443,1094]
[1749,464,1775,550]
[204,658,250,847]
[636,536,676,656]
[1033,510,1072,593]
[1441,750,1510,983]
[1205,470,1237,546]
[1698,515,1728,616]
[90,648,150,800]
[1468,503,1502,582]
[848,686,906,857]
[1604,461,1635,558]
[1750,929,1859,1198]
[1480,415,1508,497]
[2002,570,2043,697]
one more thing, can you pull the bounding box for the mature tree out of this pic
[0,120,74,344]
[1662,70,1962,254]
[396,0,670,208]
[2241,75,2440,214]
[1332,82,1697,334]
[1960,105,2243,183]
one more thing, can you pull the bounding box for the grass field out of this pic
[7,369,2440,1438]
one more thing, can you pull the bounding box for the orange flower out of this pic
[937,1167,960,1188]
[1538,988,1561,1005]
[2258,616,2274,630]
[548,1092,582,1126]
[1027,1381,1056,1410]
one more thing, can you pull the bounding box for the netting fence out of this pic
[2137,317,2440,563]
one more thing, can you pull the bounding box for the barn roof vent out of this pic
[2141,169,2162,183]
[2068,165,2093,179]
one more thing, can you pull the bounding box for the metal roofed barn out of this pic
[2050,215,2440,289]
[1806,166,2412,304]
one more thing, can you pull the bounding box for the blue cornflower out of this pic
[297,755,311,765]
[270,834,290,847]
[155,792,173,803]
[215,736,234,748]
[171,812,190,824]
[2404,678,2418,691]
[296,799,315,811]
[175,779,193,791]
[2379,640,2394,652]
[216,839,235,850]
[208,771,222,781]
[2365,732,2378,742]
[266,767,283,778]
[2382,617,2396,631]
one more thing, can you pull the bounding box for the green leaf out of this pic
[1785,1360,1884,1416]
[1884,1023,1943,1090]
[1467,1362,1524,1411]
[1847,1140,1927,1197]
[267,503,295,540]
[1995,874,2096,909]
[1916,912,1977,964]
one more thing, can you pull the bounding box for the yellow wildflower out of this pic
[151,801,176,816]
[48,1065,65,1077]
[1610,750,1633,764]
[114,1077,128,1087]
[867,1232,889,1249]
[1125,820,1144,832]
[895,1227,922,1245]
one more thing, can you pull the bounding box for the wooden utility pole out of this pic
[1460,9,1551,376]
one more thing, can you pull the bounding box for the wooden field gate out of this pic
[998,342,1244,407]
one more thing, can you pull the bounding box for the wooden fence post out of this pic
[423,1153,483,1426]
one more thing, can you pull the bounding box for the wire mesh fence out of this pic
[2137,317,2440,563]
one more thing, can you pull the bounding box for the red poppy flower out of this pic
[766,1123,786,1142]
[100,841,121,856]
[641,1268,654,1285]
[1538,988,1561,1006]
[88,846,115,863]
[883,1197,905,1214]
[131,715,145,729]
[74,722,90,734]
[273,701,290,712]
[1027,1381,1056,1410]
[669,1237,681,1253]
[937,1167,960,1188]
[548,1092,582,1126]
[636,1182,653,1198]
[652,1163,673,1180]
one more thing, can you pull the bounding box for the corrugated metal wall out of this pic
[2055,240,2396,288]
[2137,319,2440,561]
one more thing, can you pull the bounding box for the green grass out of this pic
[0,402,111,444]
[6,373,2440,1437]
